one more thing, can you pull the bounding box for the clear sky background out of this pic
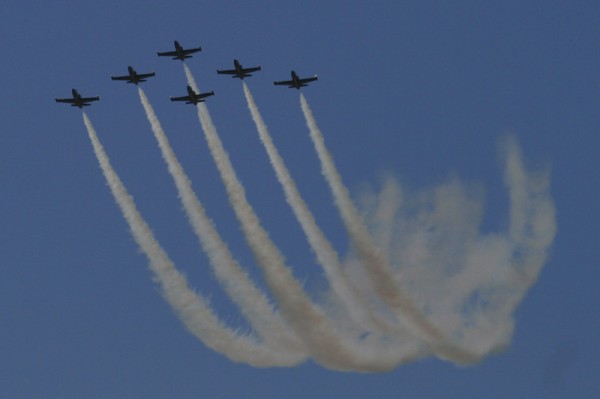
[1,1,599,398]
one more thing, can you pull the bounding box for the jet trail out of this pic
[299,94,479,364]
[183,65,417,371]
[500,136,556,328]
[503,135,556,282]
[77,74,553,371]
[459,136,555,355]
[242,82,403,336]
[82,112,302,367]
[136,88,305,358]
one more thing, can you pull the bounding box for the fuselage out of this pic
[186,85,196,98]
[174,41,183,57]
[71,89,84,108]
[186,86,201,104]
[174,41,190,60]
[128,67,139,84]
[291,71,303,89]
[129,66,145,84]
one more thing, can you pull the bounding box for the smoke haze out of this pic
[79,72,555,371]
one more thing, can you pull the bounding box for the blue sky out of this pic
[1,1,599,397]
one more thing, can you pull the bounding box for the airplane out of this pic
[157,40,202,61]
[273,70,318,89]
[111,66,156,85]
[217,59,261,79]
[55,89,100,108]
[170,85,214,105]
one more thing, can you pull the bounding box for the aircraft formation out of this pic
[53,38,556,374]
[55,40,318,108]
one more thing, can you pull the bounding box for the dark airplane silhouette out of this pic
[157,40,202,61]
[55,89,100,108]
[217,59,261,80]
[111,66,155,85]
[273,70,318,89]
[170,85,214,105]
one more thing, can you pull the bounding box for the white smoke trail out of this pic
[242,82,403,336]
[299,94,480,363]
[183,65,422,371]
[82,75,553,371]
[82,112,302,367]
[503,135,556,283]
[136,88,305,358]
[477,135,555,349]
[356,137,556,357]
[79,65,554,371]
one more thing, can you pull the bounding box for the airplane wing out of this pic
[80,97,100,102]
[157,51,178,57]
[55,98,76,104]
[182,47,201,55]
[110,75,130,81]
[198,92,214,99]
[273,80,294,86]
[137,72,156,80]
[170,96,191,102]
[242,67,261,74]
[217,67,261,75]
[216,69,237,75]
[299,76,318,84]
